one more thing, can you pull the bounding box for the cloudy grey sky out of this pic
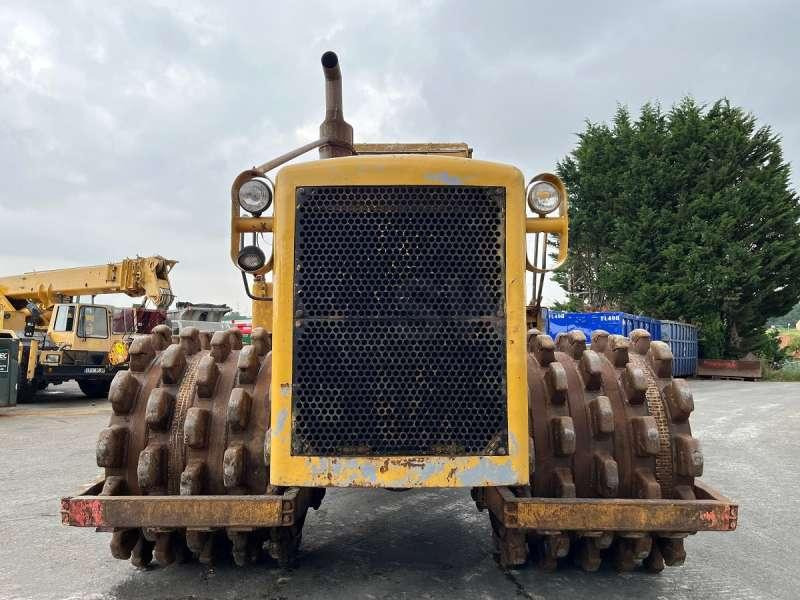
[2,0,798,313]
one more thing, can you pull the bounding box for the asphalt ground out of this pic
[0,380,798,600]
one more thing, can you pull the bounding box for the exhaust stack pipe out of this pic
[319,51,354,159]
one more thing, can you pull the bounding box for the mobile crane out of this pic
[0,256,176,400]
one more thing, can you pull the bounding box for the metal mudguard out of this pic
[474,480,737,533]
[61,479,313,529]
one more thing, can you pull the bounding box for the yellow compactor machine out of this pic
[0,256,175,400]
[62,53,736,572]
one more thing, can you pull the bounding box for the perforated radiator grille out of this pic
[291,185,508,456]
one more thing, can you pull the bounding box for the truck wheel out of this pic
[78,380,112,399]
[16,380,36,403]
[17,345,36,403]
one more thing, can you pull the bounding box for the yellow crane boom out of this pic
[0,256,177,314]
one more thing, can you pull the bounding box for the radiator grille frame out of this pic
[268,155,529,488]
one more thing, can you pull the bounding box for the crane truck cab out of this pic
[19,302,167,400]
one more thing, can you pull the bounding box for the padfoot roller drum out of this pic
[500,327,704,572]
[60,50,735,575]
[94,324,314,567]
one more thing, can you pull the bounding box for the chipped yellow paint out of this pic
[251,280,273,332]
[269,154,530,488]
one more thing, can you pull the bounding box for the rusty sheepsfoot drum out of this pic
[62,50,735,573]
[95,325,314,567]
[506,327,703,571]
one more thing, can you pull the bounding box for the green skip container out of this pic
[0,336,20,407]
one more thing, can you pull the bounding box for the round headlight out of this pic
[238,179,272,215]
[237,245,266,272]
[527,180,562,215]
